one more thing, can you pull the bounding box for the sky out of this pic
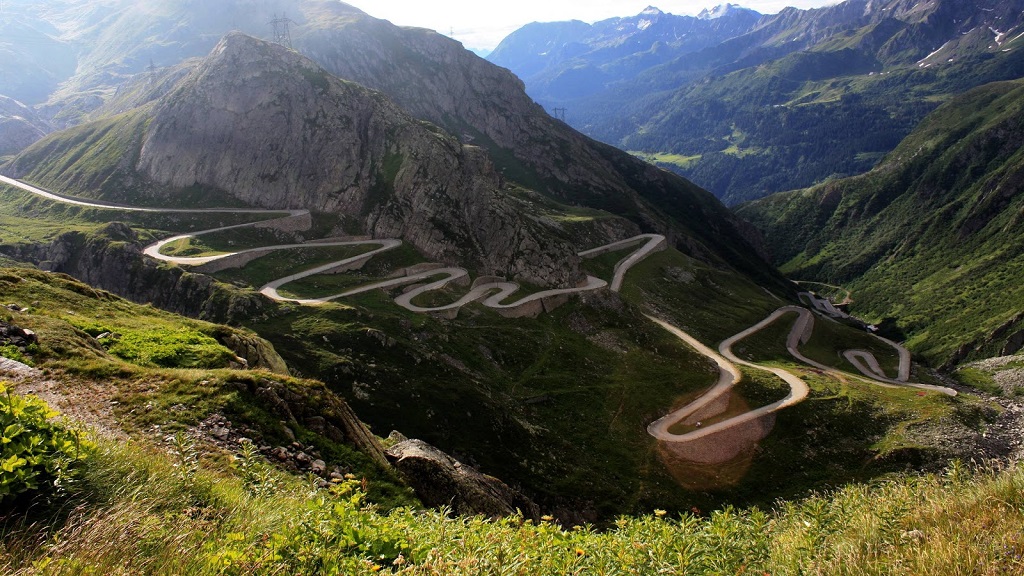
[351,1,840,52]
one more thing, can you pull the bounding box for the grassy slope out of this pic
[3,418,1023,575]
[0,267,411,506]
[738,79,1024,366]
[0,263,1012,574]
[238,241,994,518]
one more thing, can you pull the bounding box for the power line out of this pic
[269,12,293,49]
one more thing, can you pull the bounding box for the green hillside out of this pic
[4,409,1024,575]
[738,79,1024,366]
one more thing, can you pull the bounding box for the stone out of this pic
[311,459,327,475]
[385,439,539,520]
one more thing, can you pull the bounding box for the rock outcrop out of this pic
[385,439,540,520]
[231,376,390,469]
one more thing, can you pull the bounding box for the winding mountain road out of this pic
[0,176,662,316]
[2,176,957,448]
[647,304,956,444]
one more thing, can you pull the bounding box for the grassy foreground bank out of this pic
[2,402,1022,575]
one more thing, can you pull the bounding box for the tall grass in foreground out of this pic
[2,435,1024,575]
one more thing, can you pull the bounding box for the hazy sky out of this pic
[352,1,841,51]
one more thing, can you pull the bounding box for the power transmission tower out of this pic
[269,13,294,49]
[552,107,567,121]
[147,58,157,85]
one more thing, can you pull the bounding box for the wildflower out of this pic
[344,473,357,480]
[393,554,407,566]
[541,515,554,522]
[654,509,667,517]
[575,548,585,557]
[691,506,702,516]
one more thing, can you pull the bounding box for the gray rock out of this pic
[311,459,327,475]
[385,439,539,520]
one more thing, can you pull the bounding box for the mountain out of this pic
[0,96,51,157]
[0,3,77,106]
[8,33,600,287]
[737,79,1024,366]
[0,0,779,287]
[487,5,761,103]
[490,0,1024,204]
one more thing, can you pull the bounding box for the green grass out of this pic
[629,150,703,169]
[0,268,252,372]
[4,417,1024,574]
[247,294,729,518]
[210,245,383,290]
[580,243,645,282]
[239,242,990,518]
[953,367,999,394]
[617,247,784,344]
[801,317,901,376]
[0,268,412,510]
[252,243,426,298]
[157,225,298,257]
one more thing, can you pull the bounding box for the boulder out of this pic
[385,439,539,520]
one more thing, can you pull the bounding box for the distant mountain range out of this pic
[489,0,1024,204]
[488,5,761,102]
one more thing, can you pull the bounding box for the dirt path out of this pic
[1,357,128,441]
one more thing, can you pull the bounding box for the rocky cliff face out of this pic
[1,222,285,369]
[293,12,779,285]
[0,96,51,156]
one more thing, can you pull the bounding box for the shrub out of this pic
[105,327,236,369]
[0,382,91,501]
[0,344,33,366]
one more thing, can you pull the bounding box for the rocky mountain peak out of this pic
[131,33,585,286]
[697,4,743,20]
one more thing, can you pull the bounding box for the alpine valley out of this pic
[0,0,1023,574]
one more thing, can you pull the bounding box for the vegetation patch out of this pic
[102,327,236,369]
[0,383,92,502]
